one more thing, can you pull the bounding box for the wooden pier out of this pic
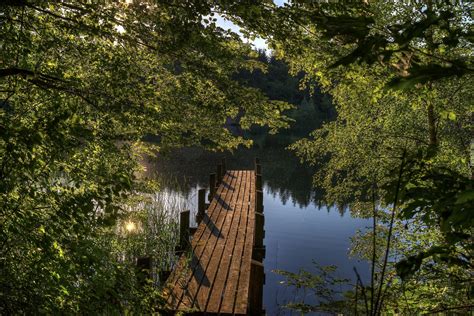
[163,159,265,315]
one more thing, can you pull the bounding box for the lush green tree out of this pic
[0,0,291,313]
[234,49,336,146]
[248,1,474,314]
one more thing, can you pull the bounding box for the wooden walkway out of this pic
[163,163,265,315]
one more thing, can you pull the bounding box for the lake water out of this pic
[146,146,370,315]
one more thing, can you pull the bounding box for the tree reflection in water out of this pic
[143,145,339,212]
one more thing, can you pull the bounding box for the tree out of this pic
[0,0,291,312]
[250,1,473,314]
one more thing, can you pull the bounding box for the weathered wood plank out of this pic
[196,170,246,312]
[220,170,253,314]
[234,170,256,314]
[176,171,238,311]
[205,170,250,313]
[164,172,235,310]
[181,170,242,310]
[164,169,260,315]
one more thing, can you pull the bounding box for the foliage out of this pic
[1,0,472,313]
[290,66,471,210]
[235,49,336,145]
[251,0,474,314]
[267,1,473,88]
[274,261,351,315]
[0,0,291,313]
[395,155,473,280]
[350,218,473,315]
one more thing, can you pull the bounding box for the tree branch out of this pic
[427,304,474,314]
[374,148,407,314]
[0,67,34,78]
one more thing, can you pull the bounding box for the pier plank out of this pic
[220,170,253,314]
[234,171,256,313]
[165,172,236,309]
[206,170,249,313]
[164,169,260,315]
[196,171,245,312]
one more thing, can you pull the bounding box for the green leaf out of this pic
[455,190,474,204]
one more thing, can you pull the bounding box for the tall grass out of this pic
[116,178,190,286]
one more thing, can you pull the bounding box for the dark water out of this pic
[146,146,370,315]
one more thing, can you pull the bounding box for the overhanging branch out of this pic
[0,67,34,78]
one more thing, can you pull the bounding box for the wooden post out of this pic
[249,260,264,315]
[255,157,261,174]
[209,173,216,202]
[136,256,152,287]
[179,210,190,250]
[252,247,266,263]
[197,188,206,224]
[254,178,265,261]
[158,270,171,285]
[255,163,262,176]
[256,190,263,213]
[217,164,223,184]
[253,212,266,262]
[256,174,262,191]
[222,158,227,175]
[254,212,264,248]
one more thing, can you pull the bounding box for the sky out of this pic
[214,16,267,50]
[215,0,287,51]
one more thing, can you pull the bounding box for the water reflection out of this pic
[145,146,369,315]
[145,146,327,210]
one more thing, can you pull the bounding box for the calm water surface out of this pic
[147,146,370,315]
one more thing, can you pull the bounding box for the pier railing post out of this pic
[197,188,206,224]
[179,210,190,251]
[256,174,262,191]
[253,212,265,262]
[256,190,263,213]
[209,173,216,202]
[255,164,262,176]
[253,160,266,266]
[255,157,261,177]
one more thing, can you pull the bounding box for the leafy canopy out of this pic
[0,0,291,313]
[246,1,473,314]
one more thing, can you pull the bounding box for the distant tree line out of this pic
[234,49,337,146]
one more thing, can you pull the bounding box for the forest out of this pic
[1,1,472,315]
